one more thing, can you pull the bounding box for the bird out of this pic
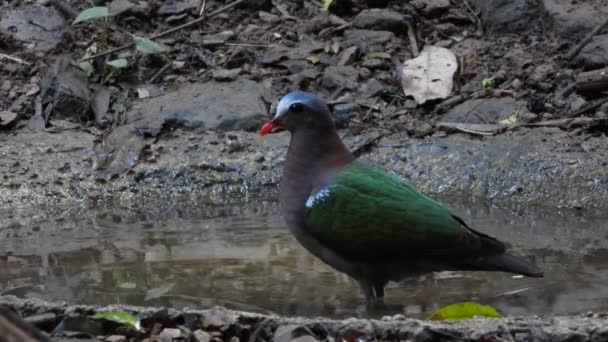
[259,91,543,303]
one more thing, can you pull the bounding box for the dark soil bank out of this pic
[1,0,608,215]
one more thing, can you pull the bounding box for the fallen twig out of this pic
[352,133,385,157]
[436,122,508,136]
[224,42,275,47]
[565,17,608,61]
[405,20,419,57]
[564,97,608,118]
[575,66,608,93]
[462,0,482,32]
[148,61,172,83]
[199,0,207,17]
[80,0,247,62]
[0,52,30,65]
[522,117,602,129]
[435,95,466,112]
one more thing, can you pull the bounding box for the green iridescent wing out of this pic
[305,163,504,261]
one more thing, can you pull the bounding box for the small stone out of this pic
[322,66,359,90]
[201,31,235,46]
[511,78,523,89]
[254,155,265,163]
[212,68,241,81]
[0,111,18,128]
[343,29,394,53]
[106,335,127,342]
[159,328,182,339]
[576,34,608,68]
[479,0,540,33]
[411,0,450,16]
[24,312,56,327]
[445,98,528,124]
[193,330,211,342]
[568,94,588,113]
[158,0,197,15]
[361,58,388,69]
[531,63,554,82]
[258,11,279,23]
[1,80,11,91]
[352,9,407,33]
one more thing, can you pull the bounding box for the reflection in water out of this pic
[2,194,608,319]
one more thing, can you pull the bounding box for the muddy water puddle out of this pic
[1,194,608,319]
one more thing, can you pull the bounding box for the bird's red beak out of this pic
[259,119,284,136]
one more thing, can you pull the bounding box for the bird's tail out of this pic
[469,253,544,277]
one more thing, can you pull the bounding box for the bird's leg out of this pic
[373,282,387,302]
[357,280,376,303]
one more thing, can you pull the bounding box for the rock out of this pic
[108,0,136,16]
[40,56,91,124]
[158,0,198,15]
[193,330,211,342]
[575,34,608,69]
[531,63,555,82]
[331,103,359,128]
[212,68,241,81]
[411,0,451,17]
[541,0,608,38]
[568,94,588,113]
[274,325,319,342]
[261,37,323,64]
[0,111,18,129]
[322,66,359,90]
[343,29,394,53]
[201,31,235,46]
[351,9,407,33]
[479,0,540,33]
[0,5,66,51]
[159,328,182,340]
[202,307,230,330]
[132,79,267,131]
[254,155,265,163]
[361,58,389,69]
[445,98,527,124]
[87,191,100,201]
[106,335,127,342]
[23,312,56,330]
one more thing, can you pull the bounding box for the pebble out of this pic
[88,191,100,201]
[254,155,265,163]
[159,328,182,339]
[193,330,211,342]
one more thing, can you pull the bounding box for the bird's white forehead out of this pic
[275,96,292,119]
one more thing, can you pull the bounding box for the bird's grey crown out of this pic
[275,91,328,119]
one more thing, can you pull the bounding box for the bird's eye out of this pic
[290,103,303,113]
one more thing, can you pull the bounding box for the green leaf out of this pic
[73,7,110,24]
[322,0,333,10]
[106,58,128,68]
[482,76,495,89]
[91,311,140,330]
[498,114,518,125]
[133,35,169,55]
[429,302,502,321]
[78,61,95,77]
